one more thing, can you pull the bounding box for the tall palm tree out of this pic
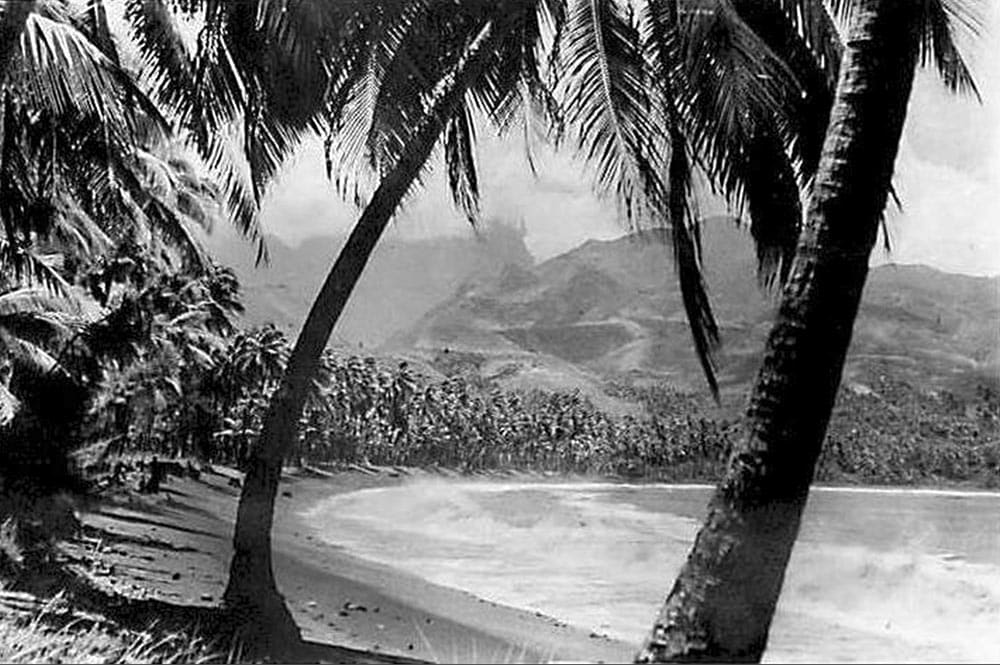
[0,0,243,487]
[223,7,524,643]
[118,0,839,642]
[636,0,982,661]
[119,0,839,643]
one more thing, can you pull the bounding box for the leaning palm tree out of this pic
[122,0,842,644]
[636,0,983,661]
[223,5,538,641]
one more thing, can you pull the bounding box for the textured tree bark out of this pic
[636,1,921,661]
[221,24,496,648]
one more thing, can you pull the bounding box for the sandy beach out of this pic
[65,468,634,664]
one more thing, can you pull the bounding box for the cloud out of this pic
[259,9,1000,276]
[882,139,999,276]
[878,9,1000,276]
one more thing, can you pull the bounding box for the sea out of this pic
[304,480,1000,663]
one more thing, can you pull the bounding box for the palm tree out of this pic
[208,325,289,463]
[223,7,520,642]
[0,0,244,484]
[120,0,836,642]
[83,260,243,456]
[0,0,229,294]
[636,0,982,661]
[117,0,838,643]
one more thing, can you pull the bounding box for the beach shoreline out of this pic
[70,467,635,664]
[69,464,1000,663]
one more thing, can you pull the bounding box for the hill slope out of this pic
[208,223,533,349]
[387,219,999,398]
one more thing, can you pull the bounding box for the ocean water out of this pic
[304,481,1000,663]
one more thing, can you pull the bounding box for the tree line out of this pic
[69,320,1000,487]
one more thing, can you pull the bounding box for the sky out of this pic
[255,6,1000,277]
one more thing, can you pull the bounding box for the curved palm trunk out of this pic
[222,129,450,645]
[221,24,495,648]
[637,1,921,661]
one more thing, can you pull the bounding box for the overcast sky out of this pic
[256,7,1000,277]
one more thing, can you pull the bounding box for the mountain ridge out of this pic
[382,219,999,400]
[206,218,998,404]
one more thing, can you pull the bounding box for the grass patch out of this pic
[0,592,226,663]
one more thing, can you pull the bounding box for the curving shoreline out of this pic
[304,475,1000,663]
[74,465,1000,663]
[76,467,635,663]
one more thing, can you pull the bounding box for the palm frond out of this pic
[142,192,211,271]
[323,3,420,205]
[767,0,842,84]
[49,199,114,258]
[742,131,804,289]
[237,0,339,202]
[76,0,120,65]
[561,0,664,224]
[0,328,62,377]
[466,0,563,138]
[0,285,82,319]
[8,9,168,138]
[443,102,480,225]
[125,0,197,111]
[679,0,803,208]
[0,238,72,296]
[917,0,982,99]
[731,0,837,182]
[126,0,268,261]
[0,284,82,354]
[667,133,720,400]
[559,0,722,395]
[199,129,267,263]
[0,0,34,80]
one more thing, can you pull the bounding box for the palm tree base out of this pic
[222,584,302,656]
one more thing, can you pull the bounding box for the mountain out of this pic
[386,218,1000,401]
[207,222,533,349]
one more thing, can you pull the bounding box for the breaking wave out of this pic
[305,481,1000,663]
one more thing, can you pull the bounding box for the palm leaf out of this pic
[0,0,34,80]
[667,134,720,399]
[8,8,167,138]
[0,379,17,426]
[917,0,982,99]
[443,102,481,225]
[561,0,665,223]
[0,238,72,296]
[560,0,724,395]
[679,1,802,207]
[768,0,842,84]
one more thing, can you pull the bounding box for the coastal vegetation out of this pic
[0,0,990,662]
[64,323,1000,489]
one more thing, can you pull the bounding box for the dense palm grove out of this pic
[22,304,990,488]
[3,218,997,495]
